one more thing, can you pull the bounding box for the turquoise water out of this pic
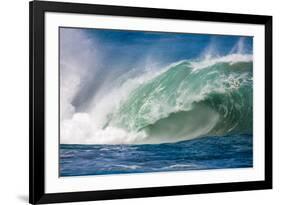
[105,60,253,144]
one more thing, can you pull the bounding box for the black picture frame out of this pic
[29,1,272,204]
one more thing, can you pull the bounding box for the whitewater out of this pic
[61,53,253,145]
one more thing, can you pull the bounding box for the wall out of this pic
[0,0,279,204]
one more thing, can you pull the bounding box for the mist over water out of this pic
[60,28,253,145]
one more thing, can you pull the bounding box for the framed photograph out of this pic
[29,1,272,204]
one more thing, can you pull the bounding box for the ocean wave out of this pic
[61,54,252,144]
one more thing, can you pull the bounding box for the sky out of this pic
[59,27,253,113]
[82,27,253,64]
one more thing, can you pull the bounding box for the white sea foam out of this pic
[114,165,142,169]
[161,164,198,169]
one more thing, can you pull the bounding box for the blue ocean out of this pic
[59,28,253,177]
[60,134,252,176]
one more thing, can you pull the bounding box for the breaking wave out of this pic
[61,53,253,144]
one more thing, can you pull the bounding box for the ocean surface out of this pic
[60,134,252,176]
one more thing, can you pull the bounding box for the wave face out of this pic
[61,54,253,144]
[103,55,252,144]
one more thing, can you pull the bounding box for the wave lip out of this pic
[190,54,252,71]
